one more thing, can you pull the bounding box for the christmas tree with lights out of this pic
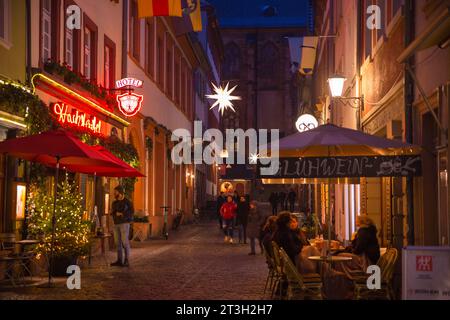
[28,175,91,258]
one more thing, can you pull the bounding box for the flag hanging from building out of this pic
[187,0,202,32]
[299,36,319,76]
[138,0,183,18]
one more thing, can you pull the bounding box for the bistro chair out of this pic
[0,233,16,252]
[353,248,398,300]
[0,251,35,287]
[279,248,323,300]
[270,241,286,299]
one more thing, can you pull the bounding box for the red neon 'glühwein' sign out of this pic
[52,102,102,134]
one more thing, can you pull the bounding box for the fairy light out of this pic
[31,73,130,126]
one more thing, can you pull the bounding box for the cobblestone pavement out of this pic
[0,221,270,300]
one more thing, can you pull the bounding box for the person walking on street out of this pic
[278,191,287,211]
[233,190,240,204]
[288,188,297,212]
[220,195,237,244]
[269,192,279,215]
[247,201,264,255]
[236,196,250,244]
[110,186,134,267]
[216,192,226,229]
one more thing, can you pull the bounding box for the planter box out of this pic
[132,222,150,241]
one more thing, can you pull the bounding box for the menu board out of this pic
[402,246,450,300]
[259,155,421,178]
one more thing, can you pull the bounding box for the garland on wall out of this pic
[43,60,116,109]
[0,80,140,196]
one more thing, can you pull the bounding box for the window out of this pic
[130,0,140,60]
[84,28,91,78]
[166,38,173,97]
[83,15,97,80]
[156,36,164,87]
[361,0,372,63]
[104,37,116,89]
[42,0,52,62]
[181,64,186,112]
[174,58,180,105]
[145,18,154,77]
[0,0,11,47]
[64,1,80,71]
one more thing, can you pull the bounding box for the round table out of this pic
[12,240,41,254]
[308,255,353,262]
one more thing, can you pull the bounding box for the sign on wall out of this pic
[402,246,450,300]
[52,102,102,134]
[259,155,422,178]
[115,78,144,117]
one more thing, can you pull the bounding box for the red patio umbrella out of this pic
[0,129,124,286]
[62,145,145,177]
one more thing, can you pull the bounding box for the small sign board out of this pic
[402,246,450,300]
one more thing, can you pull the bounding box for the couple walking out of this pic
[219,195,264,255]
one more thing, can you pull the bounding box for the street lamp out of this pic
[327,74,346,98]
[327,74,364,130]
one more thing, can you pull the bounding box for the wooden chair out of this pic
[279,248,323,300]
[353,248,398,300]
[262,249,277,296]
[271,241,286,299]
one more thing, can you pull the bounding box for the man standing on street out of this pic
[111,185,134,267]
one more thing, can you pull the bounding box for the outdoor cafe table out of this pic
[308,255,353,262]
[308,255,353,281]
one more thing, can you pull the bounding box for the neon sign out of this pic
[52,102,102,134]
[116,93,144,117]
[115,77,143,89]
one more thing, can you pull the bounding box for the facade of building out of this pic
[0,0,225,242]
[210,0,311,199]
[312,0,450,296]
[0,0,28,235]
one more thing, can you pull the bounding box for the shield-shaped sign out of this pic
[116,92,144,117]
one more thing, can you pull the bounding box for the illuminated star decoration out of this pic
[249,153,259,164]
[206,82,241,115]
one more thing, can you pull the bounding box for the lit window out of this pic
[65,28,74,68]
[42,0,52,62]
[0,0,12,47]
[84,27,91,79]
[104,45,110,88]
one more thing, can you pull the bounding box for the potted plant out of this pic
[28,176,91,276]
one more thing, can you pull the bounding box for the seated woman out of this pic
[271,212,303,266]
[323,215,381,299]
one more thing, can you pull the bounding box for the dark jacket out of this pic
[272,227,303,265]
[236,201,250,226]
[352,224,381,264]
[111,197,134,225]
[216,196,225,215]
[269,193,278,206]
[288,191,297,202]
[247,208,264,238]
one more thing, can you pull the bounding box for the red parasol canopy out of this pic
[0,129,123,170]
[64,145,145,177]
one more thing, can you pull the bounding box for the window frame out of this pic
[104,35,116,90]
[0,0,12,49]
[40,0,60,66]
[130,0,140,61]
[145,18,155,78]
[64,0,81,71]
[83,13,98,81]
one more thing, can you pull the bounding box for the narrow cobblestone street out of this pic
[0,221,269,300]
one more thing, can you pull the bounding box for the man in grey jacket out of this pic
[110,185,134,267]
